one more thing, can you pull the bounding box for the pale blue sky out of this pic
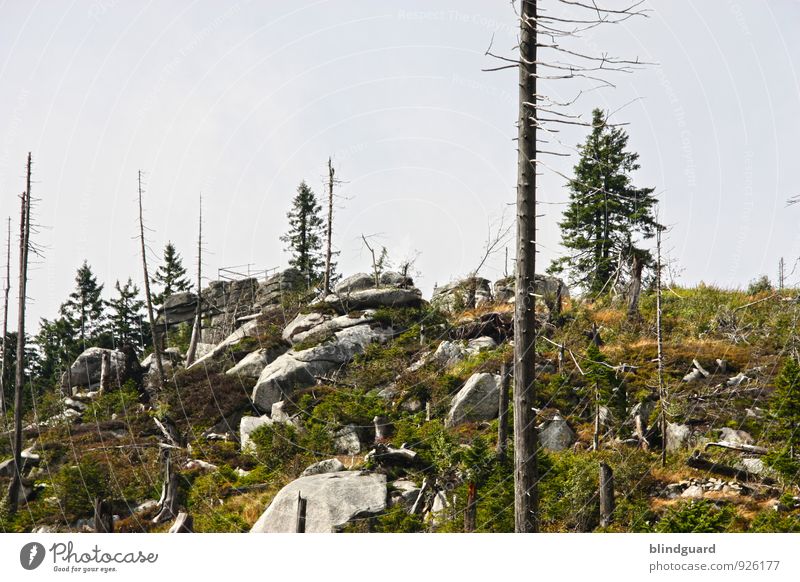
[1,0,799,326]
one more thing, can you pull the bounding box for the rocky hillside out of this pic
[2,271,800,533]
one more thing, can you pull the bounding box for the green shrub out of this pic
[749,510,800,533]
[51,460,110,521]
[747,275,772,295]
[85,381,140,421]
[248,423,302,472]
[653,500,734,533]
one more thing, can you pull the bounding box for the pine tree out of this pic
[59,261,106,346]
[550,108,660,294]
[152,242,190,307]
[766,357,800,480]
[281,181,324,288]
[107,278,145,350]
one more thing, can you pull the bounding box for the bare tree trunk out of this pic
[99,350,111,395]
[0,217,10,420]
[598,462,615,528]
[626,253,643,319]
[361,235,380,288]
[464,482,477,532]
[185,196,202,367]
[153,448,178,523]
[323,158,335,296]
[513,0,538,534]
[295,492,307,533]
[138,171,165,389]
[7,153,32,514]
[93,497,114,532]
[656,226,667,467]
[593,381,600,451]
[497,361,510,461]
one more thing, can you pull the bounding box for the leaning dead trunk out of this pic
[185,196,203,367]
[153,448,179,524]
[599,462,615,528]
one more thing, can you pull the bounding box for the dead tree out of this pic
[464,481,477,533]
[496,361,510,462]
[137,171,165,389]
[656,225,667,467]
[7,154,32,514]
[486,1,648,532]
[598,462,615,527]
[185,195,203,367]
[593,381,601,451]
[511,0,540,534]
[93,498,114,532]
[153,447,179,524]
[99,350,111,395]
[361,234,386,288]
[0,217,10,419]
[323,158,335,296]
[626,251,644,319]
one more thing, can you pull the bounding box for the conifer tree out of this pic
[107,278,145,350]
[550,108,660,294]
[59,261,106,346]
[153,242,190,306]
[281,181,324,288]
[767,357,800,479]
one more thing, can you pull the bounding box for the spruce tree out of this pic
[153,242,190,306]
[767,357,800,480]
[281,181,324,288]
[107,278,145,350]
[59,261,106,346]
[550,108,660,294]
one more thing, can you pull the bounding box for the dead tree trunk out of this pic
[168,512,194,533]
[598,462,615,528]
[295,492,307,533]
[593,381,600,451]
[138,171,165,390]
[0,217,10,420]
[93,498,114,532]
[464,481,477,532]
[323,158,335,296]
[99,350,111,395]
[656,225,667,467]
[513,0,539,533]
[153,448,179,523]
[626,252,643,320]
[185,196,203,367]
[497,361,510,461]
[361,235,380,288]
[7,153,32,514]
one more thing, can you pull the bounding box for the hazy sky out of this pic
[1,0,799,328]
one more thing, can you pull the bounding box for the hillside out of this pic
[2,270,799,533]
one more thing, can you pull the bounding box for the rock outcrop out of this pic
[60,347,128,391]
[250,471,387,533]
[445,373,501,427]
[251,324,394,412]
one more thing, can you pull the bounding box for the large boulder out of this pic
[333,424,365,455]
[250,471,387,533]
[155,291,197,327]
[539,413,577,451]
[666,423,692,451]
[334,273,376,294]
[255,268,305,306]
[282,311,375,345]
[188,317,263,370]
[301,458,346,477]
[251,324,394,412]
[431,337,497,369]
[493,275,569,305]
[60,347,128,390]
[225,346,286,378]
[445,373,501,427]
[321,287,423,313]
[719,427,754,446]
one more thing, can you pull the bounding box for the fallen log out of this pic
[704,441,768,455]
[686,452,774,484]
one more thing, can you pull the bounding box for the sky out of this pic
[1,0,799,329]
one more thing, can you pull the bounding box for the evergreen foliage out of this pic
[107,278,145,351]
[59,261,106,345]
[281,181,324,288]
[550,108,660,294]
[152,242,191,307]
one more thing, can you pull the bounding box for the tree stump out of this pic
[599,462,615,528]
[93,498,114,533]
[168,512,194,533]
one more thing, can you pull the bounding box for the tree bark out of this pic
[497,361,510,461]
[93,498,114,533]
[138,171,165,390]
[0,218,10,420]
[323,158,335,296]
[513,0,539,533]
[464,481,477,533]
[599,462,615,528]
[656,226,667,467]
[7,153,31,515]
[99,350,111,395]
[153,448,179,523]
[626,252,643,319]
[185,196,202,367]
